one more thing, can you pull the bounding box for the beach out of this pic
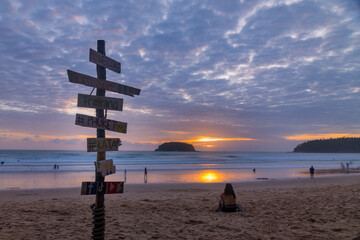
[1,174,359,239]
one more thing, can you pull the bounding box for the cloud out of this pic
[0,0,359,151]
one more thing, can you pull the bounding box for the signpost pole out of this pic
[68,39,139,239]
[93,40,106,240]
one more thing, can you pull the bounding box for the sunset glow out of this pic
[0,0,358,151]
[283,133,360,141]
[185,137,257,143]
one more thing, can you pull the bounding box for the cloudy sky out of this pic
[0,0,359,151]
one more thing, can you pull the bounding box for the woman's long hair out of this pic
[224,183,236,199]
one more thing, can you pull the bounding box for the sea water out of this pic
[0,150,359,189]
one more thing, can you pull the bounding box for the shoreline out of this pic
[0,174,359,239]
[1,166,359,190]
[1,173,359,199]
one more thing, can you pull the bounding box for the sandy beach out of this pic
[0,174,359,240]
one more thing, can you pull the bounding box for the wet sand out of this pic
[0,174,360,239]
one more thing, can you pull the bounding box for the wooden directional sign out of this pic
[81,181,124,195]
[94,159,116,177]
[81,181,99,195]
[78,94,123,111]
[87,138,121,152]
[106,182,124,194]
[67,70,141,97]
[89,48,121,73]
[75,114,127,134]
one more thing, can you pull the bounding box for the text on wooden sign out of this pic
[68,70,141,97]
[89,48,121,73]
[87,138,121,152]
[78,94,123,111]
[75,114,127,134]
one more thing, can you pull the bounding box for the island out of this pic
[293,137,360,153]
[155,142,196,152]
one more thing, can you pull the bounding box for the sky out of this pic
[0,0,359,152]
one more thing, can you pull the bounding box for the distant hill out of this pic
[155,142,196,152]
[293,137,360,153]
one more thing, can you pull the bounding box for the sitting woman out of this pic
[218,183,243,212]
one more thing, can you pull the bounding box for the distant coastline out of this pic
[294,137,360,153]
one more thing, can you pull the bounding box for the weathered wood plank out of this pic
[87,138,122,152]
[75,114,127,134]
[94,159,116,177]
[67,70,141,97]
[89,48,121,73]
[78,94,123,111]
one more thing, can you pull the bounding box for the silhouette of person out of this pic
[144,167,148,183]
[309,166,315,178]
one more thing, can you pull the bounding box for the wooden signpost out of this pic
[67,40,141,240]
[78,94,123,111]
[87,138,121,152]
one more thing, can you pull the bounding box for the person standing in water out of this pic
[144,167,148,183]
[309,165,315,178]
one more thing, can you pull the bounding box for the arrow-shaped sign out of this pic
[67,69,140,97]
[89,48,121,73]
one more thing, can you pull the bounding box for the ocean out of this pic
[0,150,359,189]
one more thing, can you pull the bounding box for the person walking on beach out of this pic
[217,183,243,212]
[124,169,127,182]
[309,165,315,178]
[144,167,147,183]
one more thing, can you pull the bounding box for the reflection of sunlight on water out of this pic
[200,172,220,182]
[0,168,306,189]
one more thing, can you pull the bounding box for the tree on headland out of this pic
[293,137,360,153]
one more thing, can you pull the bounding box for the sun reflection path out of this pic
[200,172,220,183]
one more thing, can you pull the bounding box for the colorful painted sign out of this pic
[75,114,127,134]
[78,94,123,111]
[81,182,100,195]
[81,181,124,195]
[94,159,116,177]
[67,70,141,97]
[87,138,121,152]
[89,48,121,73]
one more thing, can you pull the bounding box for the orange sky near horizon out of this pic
[1,129,360,151]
